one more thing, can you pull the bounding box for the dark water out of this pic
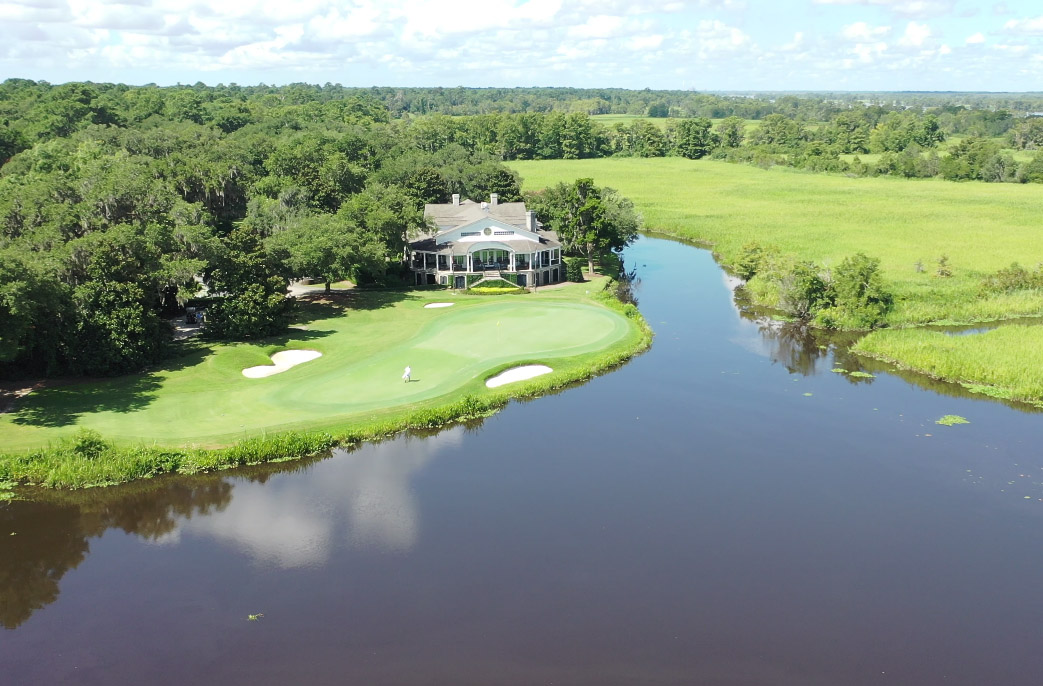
[4,236,1043,686]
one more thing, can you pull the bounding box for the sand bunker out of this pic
[424,302,455,309]
[485,365,553,388]
[243,350,323,378]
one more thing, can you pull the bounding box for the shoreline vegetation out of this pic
[0,279,652,490]
[511,157,1043,407]
[854,325,1043,407]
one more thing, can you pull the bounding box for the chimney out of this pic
[452,193,460,206]
[490,193,498,206]
[526,210,535,231]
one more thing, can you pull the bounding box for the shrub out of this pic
[980,262,1043,294]
[814,253,893,329]
[470,286,525,295]
[777,261,828,319]
[71,429,108,460]
[936,254,952,278]
[731,241,778,281]
[566,257,585,282]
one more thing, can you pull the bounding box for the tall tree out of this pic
[529,178,640,275]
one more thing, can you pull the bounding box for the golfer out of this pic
[402,365,411,382]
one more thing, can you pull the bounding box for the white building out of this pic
[408,194,563,289]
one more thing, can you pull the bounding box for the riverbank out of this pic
[854,325,1043,407]
[0,279,651,489]
[511,157,1043,406]
[511,158,1043,327]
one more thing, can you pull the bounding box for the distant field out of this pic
[511,157,1043,326]
[589,115,763,131]
[591,114,671,129]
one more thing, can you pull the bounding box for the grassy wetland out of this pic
[512,157,1043,404]
[854,325,1043,407]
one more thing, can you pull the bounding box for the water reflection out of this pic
[0,477,233,629]
[1,428,459,627]
[166,427,459,566]
[7,236,1043,685]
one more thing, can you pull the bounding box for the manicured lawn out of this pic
[0,283,639,451]
[510,157,1043,326]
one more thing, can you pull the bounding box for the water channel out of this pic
[3,236,1043,685]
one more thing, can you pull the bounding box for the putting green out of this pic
[0,289,636,450]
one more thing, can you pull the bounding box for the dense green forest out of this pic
[0,80,525,378]
[3,80,1043,379]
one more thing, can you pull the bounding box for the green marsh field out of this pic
[511,157,1043,406]
[512,157,1043,326]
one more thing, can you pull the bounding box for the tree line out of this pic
[0,83,528,378]
[2,80,1039,377]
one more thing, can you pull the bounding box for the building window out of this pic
[551,249,560,265]
[493,230,514,236]
[461,231,480,237]
[438,254,448,270]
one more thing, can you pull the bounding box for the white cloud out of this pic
[568,14,626,39]
[1004,15,1043,35]
[628,34,665,50]
[965,32,985,44]
[842,21,892,41]
[693,19,752,56]
[897,21,931,46]
[814,0,956,19]
[852,40,889,62]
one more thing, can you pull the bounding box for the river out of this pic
[2,236,1042,685]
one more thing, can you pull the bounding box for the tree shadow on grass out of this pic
[10,373,166,429]
[293,288,412,320]
[9,328,338,429]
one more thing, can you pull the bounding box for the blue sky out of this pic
[1,0,1041,90]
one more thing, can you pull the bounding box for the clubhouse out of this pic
[407,194,563,289]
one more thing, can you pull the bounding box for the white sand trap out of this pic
[243,349,322,378]
[424,302,455,309]
[486,365,553,388]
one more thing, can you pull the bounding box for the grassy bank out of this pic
[510,157,1043,406]
[853,325,1043,407]
[511,157,1043,327]
[0,280,651,489]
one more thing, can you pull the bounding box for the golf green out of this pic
[0,289,636,450]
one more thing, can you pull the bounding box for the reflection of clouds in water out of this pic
[177,428,463,567]
[721,271,743,293]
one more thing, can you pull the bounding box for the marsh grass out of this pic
[854,325,1043,406]
[511,158,1043,327]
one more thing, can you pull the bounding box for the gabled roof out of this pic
[424,199,528,231]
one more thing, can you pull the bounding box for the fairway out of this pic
[0,288,636,451]
[511,157,1043,325]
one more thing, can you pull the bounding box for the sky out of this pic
[1,0,1041,91]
